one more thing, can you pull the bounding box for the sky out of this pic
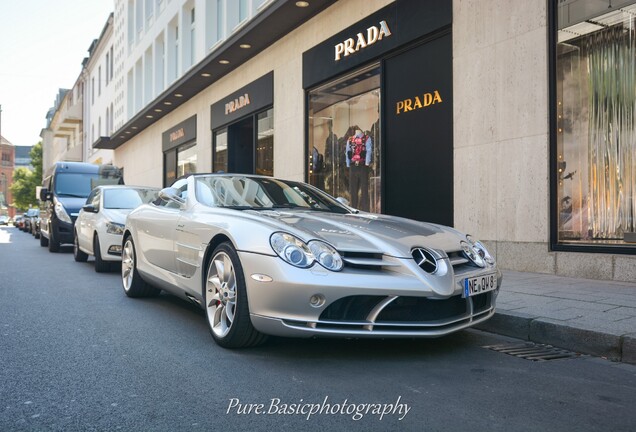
[0,0,114,147]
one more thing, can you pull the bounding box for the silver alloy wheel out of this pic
[206,251,237,338]
[122,239,134,292]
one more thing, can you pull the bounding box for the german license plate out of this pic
[463,273,497,298]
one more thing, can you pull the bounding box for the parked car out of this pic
[15,214,26,230]
[0,215,8,226]
[74,185,159,272]
[122,174,502,348]
[13,215,24,229]
[23,208,40,234]
[40,162,123,252]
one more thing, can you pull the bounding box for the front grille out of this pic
[341,252,391,270]
[319,295,385,321]
[376,296,466,322]
[318,293,494,326]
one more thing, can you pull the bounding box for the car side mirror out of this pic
[159,187,186,205]
[82,204,98,213]
[40,188,51,201]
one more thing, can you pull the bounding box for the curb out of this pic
[475,311,636,365]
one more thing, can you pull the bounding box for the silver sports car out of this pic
[122,174,502,348]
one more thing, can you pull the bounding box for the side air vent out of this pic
[411,247,438,274]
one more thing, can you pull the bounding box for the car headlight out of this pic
[53,199,72,224]
[463,236,495,266]
[270,232,343,271]
[106,222,125,235]
[308,240,343,271]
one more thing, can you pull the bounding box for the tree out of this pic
[9,142,43,211]
[9,168,38,211]
[30,142,43,183]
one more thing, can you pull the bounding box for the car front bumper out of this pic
[238,252,500,339]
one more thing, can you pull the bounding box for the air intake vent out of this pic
[411,247,438,273]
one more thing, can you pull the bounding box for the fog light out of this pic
[309,294,325,308]
[108,245,122,255]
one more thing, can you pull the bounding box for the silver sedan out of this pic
[122,174,502,348]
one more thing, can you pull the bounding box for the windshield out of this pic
[55,173,122,198]
[194,176,351,214]
[103,188,159,209]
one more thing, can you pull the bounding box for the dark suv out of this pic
[40,162,124,252]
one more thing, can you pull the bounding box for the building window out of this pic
[91,78,95,105]
[256,108,273,176]
[216,0,224,43]
[239,0,248,22]
[555,1,636,248]
[177,142,197,178]
[106,52,110,85]
[213,129,228,173]
[98,66,102,96]
[307,64,381,212]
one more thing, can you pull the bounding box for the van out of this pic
[39,162,124,252]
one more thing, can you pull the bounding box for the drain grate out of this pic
[483,342,583,361]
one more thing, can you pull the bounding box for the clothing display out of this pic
[345,130,372,211]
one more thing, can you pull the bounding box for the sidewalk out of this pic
[475,270,636,364]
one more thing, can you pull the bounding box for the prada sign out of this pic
[211,72,273,130]
[225,93,251,115]
[396,90,443,114]
[162,115,196,152]
[334,20,392,61]
[303,0,451,89]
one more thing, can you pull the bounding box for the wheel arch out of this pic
[201,233,236,291]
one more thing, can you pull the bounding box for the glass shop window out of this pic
[213,129,228,173]
[177,142,198,178]
[256,108,274,176]
[307,64,381,213]
[556,1,636,246]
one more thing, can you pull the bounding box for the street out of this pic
[1,225,635,432]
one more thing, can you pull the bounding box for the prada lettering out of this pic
[170,128,185,142]
[396,91,443,115]
[335,20,392,61]
[225,93,251,115]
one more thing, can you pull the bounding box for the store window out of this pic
[256,108,274,176]
[212,108,273,175]
[177,142,197,178]
[307,64,381,212]
[555,1,636,247]
[213,129,228,173]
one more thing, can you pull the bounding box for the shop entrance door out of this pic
[228,117,254,174]
[383,33,453,226]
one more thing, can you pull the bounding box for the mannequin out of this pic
[345,127,372,211]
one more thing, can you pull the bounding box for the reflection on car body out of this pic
[122,174,502,348]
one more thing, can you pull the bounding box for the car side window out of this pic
[91,190,101,211]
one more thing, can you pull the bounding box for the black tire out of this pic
[48,226,60,252]
[93,235,109,273]
[204,242,267,348]
[121,237,160,298]
[73,231,88,262]
[40,232,48,247]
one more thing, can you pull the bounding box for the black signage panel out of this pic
[302,0,451,89]
[162,115,197,152]
[383,32,453,226]
[211,71,273,130]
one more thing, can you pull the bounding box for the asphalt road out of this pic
[1,225,636,432]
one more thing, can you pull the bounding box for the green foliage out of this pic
[9,142,43,211]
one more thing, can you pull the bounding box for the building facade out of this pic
[40,86,84,174]
[83,13,117,165]
[45,0,634,281]
[0,135,15,218]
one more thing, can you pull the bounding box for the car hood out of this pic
[244,209,467,258]
[57,196,89,215]
[101,208,132,225]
